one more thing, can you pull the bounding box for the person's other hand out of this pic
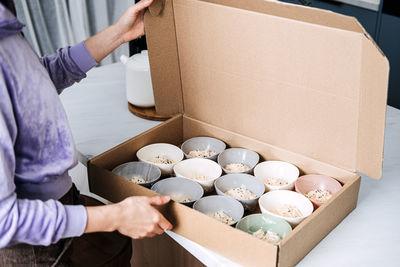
[115,0,154,43]
[115,195,173,239]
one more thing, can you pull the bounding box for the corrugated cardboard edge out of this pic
[144,0,183,115]
[201,0,364,33]
[356,35,390,179]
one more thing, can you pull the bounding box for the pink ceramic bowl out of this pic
[295,174,342,208]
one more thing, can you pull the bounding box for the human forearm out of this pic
[84,203,119,233]
[84,24,124,63]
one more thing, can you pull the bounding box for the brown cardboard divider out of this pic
[88,115,360,267]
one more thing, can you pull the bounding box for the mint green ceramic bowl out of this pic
[236,213,292,240]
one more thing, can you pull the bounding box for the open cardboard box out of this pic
[88,0,389,266]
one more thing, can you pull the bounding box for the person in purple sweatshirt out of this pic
[0,0,173,265]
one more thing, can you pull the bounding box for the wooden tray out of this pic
[128,102,174,121]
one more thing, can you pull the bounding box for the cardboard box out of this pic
[88,0,389,266]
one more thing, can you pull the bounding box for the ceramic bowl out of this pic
[214,174,265,210]
[236,213,292,244]
[193,195,244,226]
[136,143,184,175]
[173,158,222,192]
[217,148,260,174]
[254,161,300,191]
[151,177,204,207]
[258,190,314,227]
[295,174,342,208]
[112,161,161,188]
[181,136,226,161]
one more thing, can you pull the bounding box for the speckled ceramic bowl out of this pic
[258,190,314,227]
[254,161,300,191]
[236,213,292,244]
[112,161,161,188]
[214,174,265,211]
[151,177,204,207]
[218,148,259,174]
[193,195,244,226]
[136,143,184,175]
[173,158,222,192]
[295,174,342,208]
[181,136,226,161]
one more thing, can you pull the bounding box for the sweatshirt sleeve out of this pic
[40,41,97,94]
[0,76,88,248]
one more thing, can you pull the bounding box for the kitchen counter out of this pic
[61,62,400,267]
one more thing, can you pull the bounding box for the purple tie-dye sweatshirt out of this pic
[0,4,97,247]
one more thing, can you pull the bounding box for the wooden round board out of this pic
[128,102,174,121]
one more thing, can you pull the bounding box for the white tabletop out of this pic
[60,62,400,267]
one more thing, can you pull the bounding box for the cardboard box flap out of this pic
[145,0,389,178]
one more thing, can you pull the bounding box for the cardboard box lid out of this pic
[144,0,389,179]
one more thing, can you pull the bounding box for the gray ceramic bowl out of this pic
[215,174,265,210]
[193,195,244,225]
[181,136,226,161]
[151,177,204,207]
[218,148,260,174]
[112,161,161,188]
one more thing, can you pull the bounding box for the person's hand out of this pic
[115,195,173,239]
[115,0,154,44]
[84,195,173,239]
[84,0,153,62]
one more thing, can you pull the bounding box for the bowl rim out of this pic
[235,213,293,237]
[150,177,204,201]
[173,158,223,181]
[136,143,184,165]
[111,161,162,184]
[258,190,314,221]
[181,136,226,158]
[193,195,245,224]
[214,173,265,200]
[254,160,300,189]
[217,147,260,172]
[294,174,342,205]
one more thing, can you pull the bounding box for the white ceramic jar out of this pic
[120,50,155,108]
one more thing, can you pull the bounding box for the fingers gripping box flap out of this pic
[144,0,389,179]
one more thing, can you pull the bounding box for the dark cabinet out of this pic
[378,13,400,108]
[281,0,378,37]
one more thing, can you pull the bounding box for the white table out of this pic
[60,62,400,267]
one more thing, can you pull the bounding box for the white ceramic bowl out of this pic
[193,195,244,226]
[173,158,222,192]
[254,161,300,191]
[258,190,314,226]
[214,174,265,211]
[136,143,184,175]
